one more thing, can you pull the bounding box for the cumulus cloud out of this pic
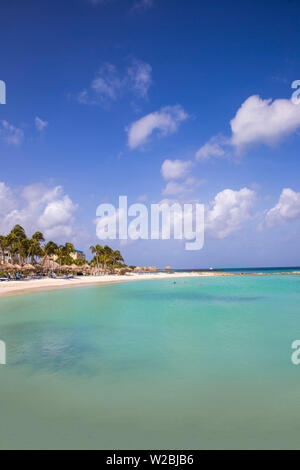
[127,105,188,149]
[79,58,152,106]
[196,137,226,161]
[196,94,300,161]
[127,59,152,98]
[0,120,24,146]
[0,182,78,241]
[230,95,300,150]
[35,116,48,132]
[260,188,300,229]
[0,182,15,216]
[206,187,256,239]
[161,159,192,180]
[79,63,123,105]
[162,178,204,196]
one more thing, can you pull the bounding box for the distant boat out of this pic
[209,267,214,271]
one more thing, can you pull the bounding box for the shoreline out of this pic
[0,270,300,299]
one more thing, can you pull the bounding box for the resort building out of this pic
[50,250,86,262]
[2,251,13,264]
[70,250,86,261]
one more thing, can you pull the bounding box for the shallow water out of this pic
[0,276,300,449]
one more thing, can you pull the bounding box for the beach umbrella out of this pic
[70,264,80,272]
[60,265,71,271]
[3,263,15,271]
[165,266,172,271]
[14,264,22,270]
[149,267,159,272]
[82,264,91,272]
[22,264,35,271]
[40,256,60,272]
[118,268,129,276]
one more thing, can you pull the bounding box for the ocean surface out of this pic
[173,266,300,273]
[0,275,300,450]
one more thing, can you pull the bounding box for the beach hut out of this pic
[165,266,172,271]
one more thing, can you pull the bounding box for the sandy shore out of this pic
[0,272,202,298]
[0,270,299,298]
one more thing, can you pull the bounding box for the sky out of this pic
[1,0,300,268]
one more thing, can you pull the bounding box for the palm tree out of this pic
[28,239,44,264]
[6,231,21,264]
[64,242,75,257]
[90,244,104,269]
[55,243,75,266]
[11,225,26,241]
[32,231,45,244]
[26,232,45,264]
[110,250,124,269]
[44,241,58,257]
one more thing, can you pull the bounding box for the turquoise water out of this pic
[0,276,300,450]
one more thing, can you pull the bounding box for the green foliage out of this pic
[0,225,127,270]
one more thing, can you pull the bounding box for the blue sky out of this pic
[1,0,300,268]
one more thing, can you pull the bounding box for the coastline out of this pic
[0,270,300,299]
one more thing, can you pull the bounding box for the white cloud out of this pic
[0,182,78,241]
[206,187,256,239]
[260,188,300,229]
[230,95,300,149]
[35,116,48,132]
[0,120,24,146]
[162,178,204,196]
[195,94,300,161]
[0,182,15,216]
[79,63,123,105]
[127,59,152,98]
[127,105,188,149]
[133,0,154,10]
[79,58,152,106]
[161,159,192,180]
[196,137,226,161]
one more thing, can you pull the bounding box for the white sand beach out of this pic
[0,272,206,298]
[1,270,300,298]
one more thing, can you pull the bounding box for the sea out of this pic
[0,273,299,449]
